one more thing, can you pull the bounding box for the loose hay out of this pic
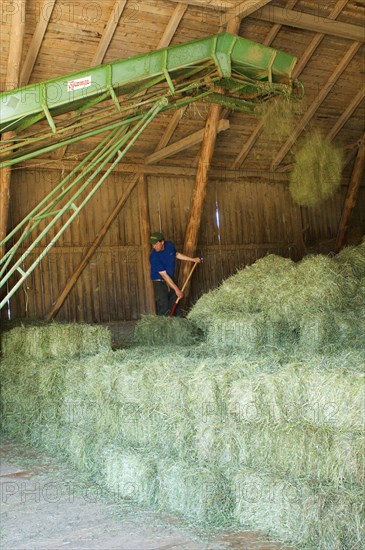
[259,97,302,140]
[289,130,344,207]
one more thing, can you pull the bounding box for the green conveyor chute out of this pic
[0,33,303,310]
[0,33,301,142]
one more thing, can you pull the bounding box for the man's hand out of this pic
[176,288,184,299]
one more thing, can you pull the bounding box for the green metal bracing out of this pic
[0,33,303,311]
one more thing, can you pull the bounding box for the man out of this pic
[149,231,201,316]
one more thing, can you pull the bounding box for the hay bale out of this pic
[133,315,202,346]
[289,130,344,207]
[233,467,364,548]
[157,459,233,525]
[103,446,157,506]
[1,323,111,359]
[205,314,266,353]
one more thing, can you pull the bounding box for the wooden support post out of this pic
[178,103,222,291]
[0,0,26,256]
[335,135,365,252]
[178,15,240,296]
[45,176,138,320]
[138,175,155,314]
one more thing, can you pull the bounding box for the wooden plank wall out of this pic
[3,168,365,322]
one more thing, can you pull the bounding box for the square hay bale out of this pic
[1,323,111,359]
[204,314,266,353]
[226,354,365,430]
[157,459,233,526]
[299,312,338,351]
[133,315,202,346]
[230,422,364,484]
[102,446,157,506]
[233,468,364,549]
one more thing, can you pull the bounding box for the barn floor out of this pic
[0,441,293,550]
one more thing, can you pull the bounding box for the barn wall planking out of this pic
[3,169,365,322]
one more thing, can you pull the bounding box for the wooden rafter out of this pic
[271,40,361,170]
[335,134,365,252]
[168,0,234,9]
[53,1,127,161]
[232,0,350,169]
[45,2,188,318]
[327,85,365,143]
[146,119,229,164]
[20,159,290,181]
[0,0,26,254]
[232,0,298,169]
[157,2,187,47]
[20,0,56,85]
[221,0,272,24]
[254,5,365,42]
[91,0,128,66]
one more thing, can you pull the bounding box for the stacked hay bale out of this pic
[1,243,364,548]
[187,242,365,353]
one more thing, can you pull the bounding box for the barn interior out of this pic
[0,1,364,549]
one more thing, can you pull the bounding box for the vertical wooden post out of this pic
[178,16,241,293]
[335,135,365,252]
[0,0,26,255]
[138,175,155,313]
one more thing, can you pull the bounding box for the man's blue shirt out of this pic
[150,241,176,280]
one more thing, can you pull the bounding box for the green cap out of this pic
[150,231,164,244]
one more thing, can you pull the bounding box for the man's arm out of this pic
[159,270,183,299]
[176,252,201,263]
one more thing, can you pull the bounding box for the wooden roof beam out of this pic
[271,40,361,170]
[0,0,26,254]
[231,0,299,169]
[254,5,365,42]
[335,134,365,252]
[221,0,273,24]
[46,4,189,319]
[20,0,56,85]
[91,0,128,66]
[232,0,350,169]
[146,119,229,164]
[327,85,365,143]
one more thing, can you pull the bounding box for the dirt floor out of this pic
[0,441,294,550]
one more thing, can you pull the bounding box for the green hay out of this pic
[233,468,364,549]
[133,314,202,346]
[1,322,111,359]
[289,130,344,207]
[205,314,266,353]
[103,446,157,506]
[188,252,360,350]
[1,326,365,546]
[259,97,302,140]
[230,422,364,484]
[226,352,365,431]
[157,458,233,526]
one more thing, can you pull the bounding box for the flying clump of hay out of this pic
[259,97,302,140]
[289,130,344,207]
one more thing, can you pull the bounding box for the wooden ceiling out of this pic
[1,0,364,175]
